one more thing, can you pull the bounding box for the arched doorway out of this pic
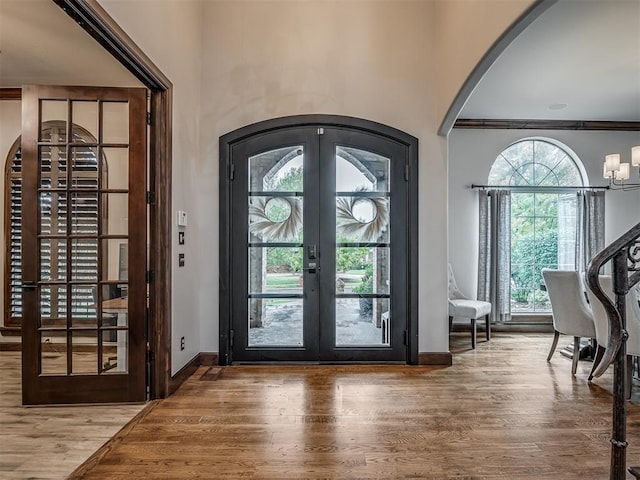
[220,115,418,363]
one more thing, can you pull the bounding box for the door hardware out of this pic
[303,262,319,273]
[307,244,317,259]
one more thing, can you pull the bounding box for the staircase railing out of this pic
[586,221,640,480]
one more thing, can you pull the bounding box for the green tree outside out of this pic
[511,192,560,311]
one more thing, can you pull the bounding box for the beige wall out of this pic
[200,0,444,352]
[434,0,534,131]
[97,0,529,369]
[99,0,205,373]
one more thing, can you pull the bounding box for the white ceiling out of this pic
[460,0,640,122]
[0,0,140,87]
[1,1,638,122]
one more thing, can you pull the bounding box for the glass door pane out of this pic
[247,147,304,347]
[334,148,391,346]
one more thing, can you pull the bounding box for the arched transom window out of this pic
[489,138,585,187]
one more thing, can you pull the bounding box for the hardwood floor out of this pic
[2,333,639,479]
[0,352,146,480]
[73,332,639,480]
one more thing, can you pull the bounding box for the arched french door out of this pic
[220,116,418,363]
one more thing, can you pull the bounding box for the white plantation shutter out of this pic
[7,147,22,325]
[5,122,101,327]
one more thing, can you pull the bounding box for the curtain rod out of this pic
[470,184,609,191]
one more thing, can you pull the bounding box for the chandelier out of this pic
[603,145,640,190]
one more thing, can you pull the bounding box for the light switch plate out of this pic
[177,210,188,227]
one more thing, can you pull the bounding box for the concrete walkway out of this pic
[248,298,384,346]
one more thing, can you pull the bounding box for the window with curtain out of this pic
[487,138,595,314]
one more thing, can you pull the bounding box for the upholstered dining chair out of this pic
[448,264,492,349]
[585,275,640,397]
[542,269,596,376]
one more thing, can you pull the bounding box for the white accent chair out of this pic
[542,269,596,376]
[448,264,492,349]
[585,275,640,397]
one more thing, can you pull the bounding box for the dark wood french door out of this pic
[221,117,418,363]
[21,85,148,404]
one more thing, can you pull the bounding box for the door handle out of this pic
[303,262,319,273]
[21,281,37,290]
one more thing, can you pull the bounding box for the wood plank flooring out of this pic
[0,352,146,480]
[1,333,639,479]
[73,333,638,479]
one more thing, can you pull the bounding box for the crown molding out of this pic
[0,88,22,100]
[454,119,640,131]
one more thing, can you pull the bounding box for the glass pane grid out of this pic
[510,191,576,314]
[336,242,389,248]
[101,328,127,374]
[335,191,390,197]
[34,104,131,377]
[247,147,305,348]
[336,293,390,298]
[249,196,303,243]
[336,191,389,243]
[248,191,303,197]
[102,101,130,144]
[489,139,584,187]
[334,148,392,347]
[335,298,390,347]
[250,146,304,192]
[247,298,303,347]
[41,332,67,375]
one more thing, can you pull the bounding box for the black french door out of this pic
[221,117,417,363]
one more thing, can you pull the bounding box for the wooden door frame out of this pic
[53,0,172,399]
[219,115,419,365]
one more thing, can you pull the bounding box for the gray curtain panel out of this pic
[477,190,511,323]
[576,190,605,271]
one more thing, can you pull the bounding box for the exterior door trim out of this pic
[219,115,419,365]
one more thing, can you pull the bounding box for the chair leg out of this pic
[571,336,580,376]
[471,318,477,349]
[449,316,453,333]
[547,330,560,361]
[485,314,490,341]
[589,344,606,381]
